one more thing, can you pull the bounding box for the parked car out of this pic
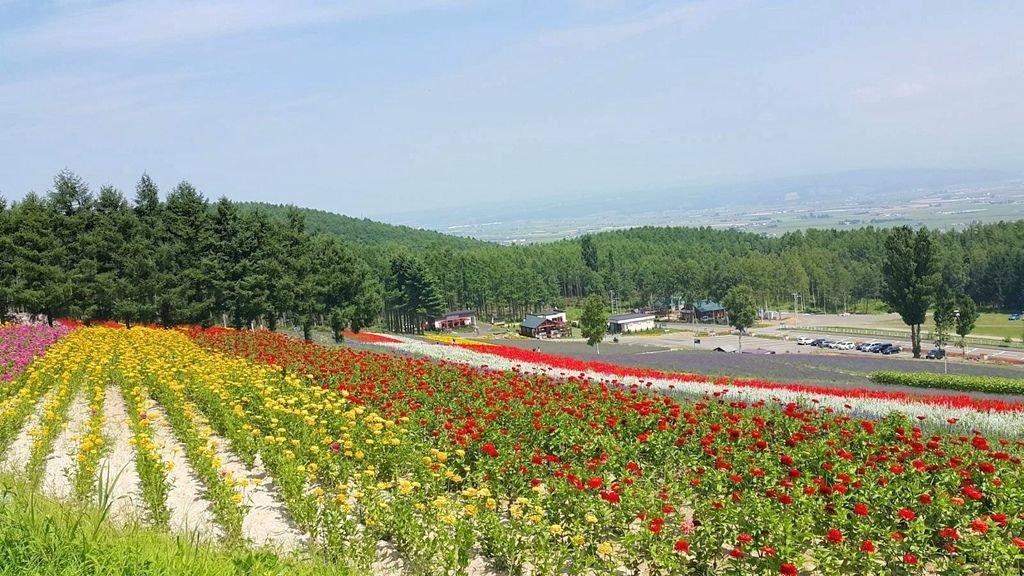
[796,337,814,345]
[926,348,946,359]
[810,338,827,347]
[857,341,878,352]
[880,344,902,355]
[837,341,855,350]
[1010,313,1022,321]
[870,343,892,353]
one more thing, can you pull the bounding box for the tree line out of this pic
[0,171,389,341]
[3,171,1023,343]
[363,221,1023,322]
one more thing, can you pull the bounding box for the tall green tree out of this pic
[881,226,939,358]
[954,293,979,360]
[932,287,956,350]
[580,235,599,273]
[579,294,608,353]
[723,284,758,352]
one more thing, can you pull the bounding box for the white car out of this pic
[837,341,855,350]
[796,337,814,345]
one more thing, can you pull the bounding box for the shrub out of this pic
[870,371,1024,394]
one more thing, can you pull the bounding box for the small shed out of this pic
[681,300,728,324]
[608,312,656,334]
[519,313,571,338]
[434,310,475,330]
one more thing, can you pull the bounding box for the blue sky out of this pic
[1,1,1022,217]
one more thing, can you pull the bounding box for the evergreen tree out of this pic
[881,226,939,358]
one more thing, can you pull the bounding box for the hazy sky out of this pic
[1,1,1022,218]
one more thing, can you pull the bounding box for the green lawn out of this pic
[878,312,1024,340]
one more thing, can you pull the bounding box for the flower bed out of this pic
[0,324,72,382]
[188,328,1024,574]
[370,337,1024,437]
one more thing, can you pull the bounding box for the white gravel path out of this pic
[207,434,309,553]
[148,404,223,541]
[0,395,46,474]
[40,391,90,499]
[96,386,144,525]
[372,540,407,576]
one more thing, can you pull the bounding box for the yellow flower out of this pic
[585,513,598,524]
[597,542,615,560]
[549,524,564,536]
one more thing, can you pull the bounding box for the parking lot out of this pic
[617,314,1024,365]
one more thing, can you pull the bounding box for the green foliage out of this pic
[870,371,1024,395]
[237,202,486,250]
[5,171,1024,332]
[0,478,351,576]
[932,287,956,348]
[722,284,758,351]
[2,172,383,333]
[882,226,939,358]
[579,294,608,348]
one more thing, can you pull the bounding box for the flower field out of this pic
[0,324,71,382]
[3,325,1024,574]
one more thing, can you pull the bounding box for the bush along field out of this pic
[871,371,1024,395]
[3,323,1024,575]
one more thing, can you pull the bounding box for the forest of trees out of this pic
[356,220,1024,322]
[2,171,1023,335]
[0,171,388,341]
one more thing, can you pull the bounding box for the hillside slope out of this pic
[238,202,491,250]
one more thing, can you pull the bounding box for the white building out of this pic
[608,313,656,334]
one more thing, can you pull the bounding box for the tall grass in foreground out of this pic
[0,476,354,576]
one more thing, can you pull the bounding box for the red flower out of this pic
[674,540,690,553]
[780,454,794,466]
[898,508,916,522]
[481,442,499,458]
[600,490,620,505]
[729,547,745,559]
[738,533,752,544]
[853,502,869,517]
[826,528,843,544]
[962,486,984,501]
[1012,537,1024,549]
[971,518,990,534]
[903,553,918,565]
[940,527,960,540]
[761,546,776,557]
[860,540,876,553]
[780,562,797,575]
[918,493,932,505]
[587,476,603,490]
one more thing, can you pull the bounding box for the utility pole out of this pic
[609,290,617,315]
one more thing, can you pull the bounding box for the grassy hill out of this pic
[238,202,491,250]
